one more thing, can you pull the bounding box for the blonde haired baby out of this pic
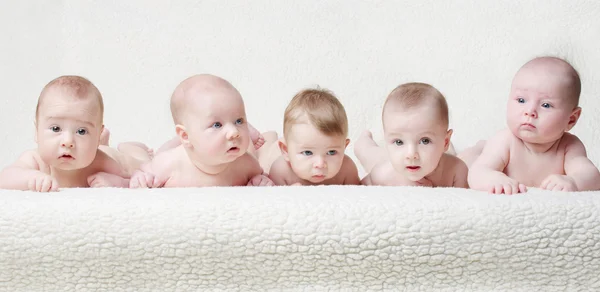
[256,88,360,186]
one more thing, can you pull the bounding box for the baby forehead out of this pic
[383,102,445,121]
[39,87,102,107]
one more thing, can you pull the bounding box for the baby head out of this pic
[279,88,349,183]
[35,75,104,170]
[170,74,250,167]
[382,82,452,182]
[507,56,581,144]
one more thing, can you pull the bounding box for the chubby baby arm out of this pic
[542,137,600,191]
[242,154,274,187]
[266,157,292,186]
[87,150,133,188]
[451,158,469,188]
[468,130,526,194]
[0,151,58,192]
[129,153,171,188]
[340,155,361,185]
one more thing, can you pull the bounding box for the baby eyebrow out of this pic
[45,117,96,127]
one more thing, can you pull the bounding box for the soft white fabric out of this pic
[1,187,599,291]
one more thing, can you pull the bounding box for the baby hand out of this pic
[247,174,274,186]
[129,170,156,188]
[540,174,578,192]
[87,172,128,188]
[28,173,59,192]
[489,175,527,195]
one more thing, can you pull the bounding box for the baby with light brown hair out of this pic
[255,88,360,186]
[0,75,151,192]
[129,74,272,188]
[355,82,468,187]
[464,56,600,193]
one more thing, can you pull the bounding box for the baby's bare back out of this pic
[505,135,567,187]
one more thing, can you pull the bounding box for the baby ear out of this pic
[33,120,37,143]
[278,138,290,162]
[566,107,582,131]
[99,124,105,141]
[444,129,454,152]
[345,138,350,148]
[175,125,190,147]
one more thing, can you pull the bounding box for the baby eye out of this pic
[235,118,244,125]
[301,150,313,156]
[212,122,222,129]
[517,97,525,103]
[76,128,87,135]
[541,103,552,108]
[327,150,338,155]
[51,126,61,132]
[393,139,403,146]
[420,138,431,145]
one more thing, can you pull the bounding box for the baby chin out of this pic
[403,167,427,181]
[302,173,330,183]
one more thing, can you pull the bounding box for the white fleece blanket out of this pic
[1,186,599,291]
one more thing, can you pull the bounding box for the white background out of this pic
[2,1,599,175]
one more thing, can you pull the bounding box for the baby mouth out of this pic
[406,166,421,171]
[521,123,536,129]
[59,154,74,159]
[227,147,240,153]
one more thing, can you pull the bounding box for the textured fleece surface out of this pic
[1,186,599,291]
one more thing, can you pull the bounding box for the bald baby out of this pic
[130,74,273,188]
[464,56,600,193]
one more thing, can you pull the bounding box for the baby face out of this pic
[283,123,348,184]
[36,92,103,170]
[183,94,250,165]
[383,104,450,181]
[507,69,577,144]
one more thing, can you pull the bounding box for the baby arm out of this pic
[129,152,171,188]
[542,137,600,191]
[341,155,361,185]
[452,159,469,188]
[87,149,133,188]
[468,130,526,194]
[360,174,373,185]
[244,154,274,186]
[0,151,58,192]
[267,157,292,186]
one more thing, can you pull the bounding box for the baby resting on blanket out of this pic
[254,87,361,186]
[0,76,151,192]
[129,74,273,188]
[459,56,600,194]
[355,82,468,188]
[3,57,599,193]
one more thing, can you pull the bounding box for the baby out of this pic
[155,122,265,154]
[355,82,468,187]
[129,74,273,188]
[465,56,600,194]
[255,88,361,186]
[0,75,151,192]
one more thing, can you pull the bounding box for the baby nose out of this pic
[227,128,240,139]
[313,156,326,168]
[405,146,419,160]
[61,135,74,148]
[524,107,538,118]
